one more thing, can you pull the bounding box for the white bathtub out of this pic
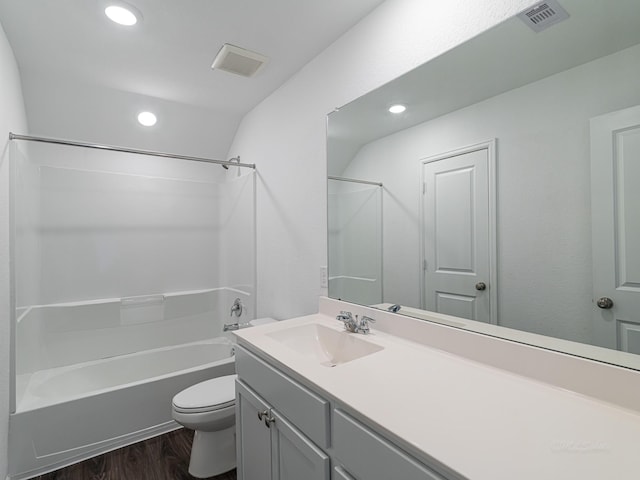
[9,289,249,479]
[17,338,234,412]
[9,339,235,479]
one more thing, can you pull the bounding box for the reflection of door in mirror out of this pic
[591,105,640,354]
[421,141,496,324]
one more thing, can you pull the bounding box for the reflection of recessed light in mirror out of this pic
[105,5,139,26]
[137,111,157,127]
[388,104,407,114]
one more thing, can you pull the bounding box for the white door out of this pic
[591,105,640,354]
[421,141,496,323]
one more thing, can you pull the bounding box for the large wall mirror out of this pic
[327,0,640,370]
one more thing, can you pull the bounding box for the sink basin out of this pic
[266,323,384,367]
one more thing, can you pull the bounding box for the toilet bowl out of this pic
[172,374,238,478]
[172,318,276,478]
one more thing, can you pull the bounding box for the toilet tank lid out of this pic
[173,374,237,410]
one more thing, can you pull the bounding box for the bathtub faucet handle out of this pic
[230,298,243,318]
[224,298,245,332]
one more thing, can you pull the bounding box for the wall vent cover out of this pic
[517,0,570,33]
[211,44,268,77]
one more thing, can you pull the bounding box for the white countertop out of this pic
[234,312,640,480]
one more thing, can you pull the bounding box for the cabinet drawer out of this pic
[333,409,446,480]
[236,346,330,448]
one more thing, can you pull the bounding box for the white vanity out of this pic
[233,298,640,480]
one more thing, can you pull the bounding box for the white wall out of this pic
[0,21,28,480]
[227,0,537,320]
[343,43,640,344]
[21,74,239,160]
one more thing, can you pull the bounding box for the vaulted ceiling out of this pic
[0,0,385,157]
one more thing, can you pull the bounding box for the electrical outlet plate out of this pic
[320,266,328,288]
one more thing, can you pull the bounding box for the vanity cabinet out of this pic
[235,380,330,480]
[235,347,330,480]
[235,345,453,480]
[332,409,445,480]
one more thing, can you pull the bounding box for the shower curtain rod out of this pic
[8,132,256,169]
[328,175,382,187]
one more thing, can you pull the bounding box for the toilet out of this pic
[171,318,275,478]
[172,374,237,478]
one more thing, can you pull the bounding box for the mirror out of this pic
[327,0,640,370]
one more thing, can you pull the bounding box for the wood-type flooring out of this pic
[35,428,236,480]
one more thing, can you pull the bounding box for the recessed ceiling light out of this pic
[388,104,407,114]
[137,111,157,127]
[105,5,139,26]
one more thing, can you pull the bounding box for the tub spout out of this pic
[223,321,250,332]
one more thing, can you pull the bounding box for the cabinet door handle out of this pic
[263,415,275,428]
[257,410,275,428]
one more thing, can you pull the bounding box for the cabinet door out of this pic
[272,410,330,480]
[236,380,273,480]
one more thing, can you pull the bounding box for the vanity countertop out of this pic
[234,312,640,480]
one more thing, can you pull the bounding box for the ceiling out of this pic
[0,0,385,157]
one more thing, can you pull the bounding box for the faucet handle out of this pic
[356,315,375,334]
[230,298,243,317]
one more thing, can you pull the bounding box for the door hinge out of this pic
[422,182,426,194]
[423,259,427,271]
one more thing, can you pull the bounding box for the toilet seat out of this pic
[172,374,237,414]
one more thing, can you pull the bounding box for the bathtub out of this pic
[9,339,235,479]
[9,288,250,479]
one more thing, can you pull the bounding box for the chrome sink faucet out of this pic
[336,311,375,334]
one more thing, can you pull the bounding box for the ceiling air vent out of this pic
[211,44,268,77]
[517,0,570,33]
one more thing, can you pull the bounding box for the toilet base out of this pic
[188,425,236,478]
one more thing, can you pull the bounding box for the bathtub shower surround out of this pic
[14,290,241,412]
[327,178,382,305]
[8,138,257,479]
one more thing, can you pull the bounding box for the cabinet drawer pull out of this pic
[257,410,269,421]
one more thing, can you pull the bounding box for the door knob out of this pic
[596,297,614,309]
[475,282,487,291]
[257,410,268,421]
